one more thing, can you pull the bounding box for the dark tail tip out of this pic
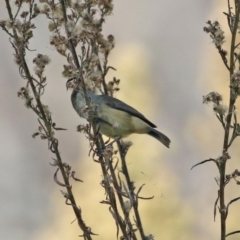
[148,128,171,148]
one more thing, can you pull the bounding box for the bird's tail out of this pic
[148,128,171,148]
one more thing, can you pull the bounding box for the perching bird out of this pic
[70,86,170,148]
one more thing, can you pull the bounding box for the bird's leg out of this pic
[96,136,121,157]
[104,136,121,148]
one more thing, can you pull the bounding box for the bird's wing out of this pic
[99,95,157,128]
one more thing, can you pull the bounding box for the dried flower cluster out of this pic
[230,70,240,98]
[33,54,50,79]
[107,76,120,96]
[203,92,227,116]
[0,0,41,53]
[204,20,225,47]
[39,0,116,93]
[15,53,51,113]
[225,169,240,185]
[17,87,33,108]
[1,0,153,239]
[203,91,223,104]
[198,2,240,239]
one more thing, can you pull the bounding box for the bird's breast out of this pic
[97,103,150,138]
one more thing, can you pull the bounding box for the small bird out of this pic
[70,86,171,148]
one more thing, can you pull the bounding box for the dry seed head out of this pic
[204,20,225,47]
[203,92,223,104]
[42,4,50,13]
[107,81,114,92]
[20,11,29,18]
[42,105,51,116]
[86,71,103,85]
[52,5,63,19]
[48,22,55,32]
[231,70,240,85]
[72,23,83,36]
[213,103,228,115]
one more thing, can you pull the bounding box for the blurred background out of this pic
[1,0,240,239]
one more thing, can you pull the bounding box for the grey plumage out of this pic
[71,87,171,148]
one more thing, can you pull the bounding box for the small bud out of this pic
[123,200,132,213]
[108,34,114,42]
[213,103,227,115]
[20,11,29,18]
[32,132,39,138]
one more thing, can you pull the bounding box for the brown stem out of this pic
[95,129,129,239]
[117,141,146,239]
[108,159,137,240]
[58,1,147,238]
[219,1,240,240]
[5,1,93,239]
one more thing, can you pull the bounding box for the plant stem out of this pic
[220,1,240,239]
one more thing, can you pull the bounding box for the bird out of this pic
[70,85,170,148]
